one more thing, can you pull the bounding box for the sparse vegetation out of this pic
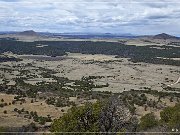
[0,37,179,133]
[0,39,180,66]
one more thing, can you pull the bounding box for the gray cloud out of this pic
[147,15,171,19]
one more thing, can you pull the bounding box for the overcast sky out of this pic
[0,0,180,35]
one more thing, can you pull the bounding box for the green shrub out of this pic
[139,113,158,130]
[14,108,18,112]
[38,117,46,125]
[0,127,6,133]
[3,110,7,114]
[50,101,103,132]
[0,104,4,108]
[160,103,180,128]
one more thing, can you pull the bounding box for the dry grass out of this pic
[0,53,179,91]
[0,93,69,127]
[0,93,96,127]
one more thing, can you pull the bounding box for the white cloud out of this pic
[0,0,180,35]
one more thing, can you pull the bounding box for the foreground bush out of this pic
[160,103,180,129]
[139,113,158,130]
[51,97,137,133]
[51,101,103,132]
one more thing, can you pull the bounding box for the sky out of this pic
[0,0,180,35]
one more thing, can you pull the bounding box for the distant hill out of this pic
[18,30,38,36]
[153,33,178,39]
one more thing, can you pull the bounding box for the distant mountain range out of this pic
[0,30,179,39]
